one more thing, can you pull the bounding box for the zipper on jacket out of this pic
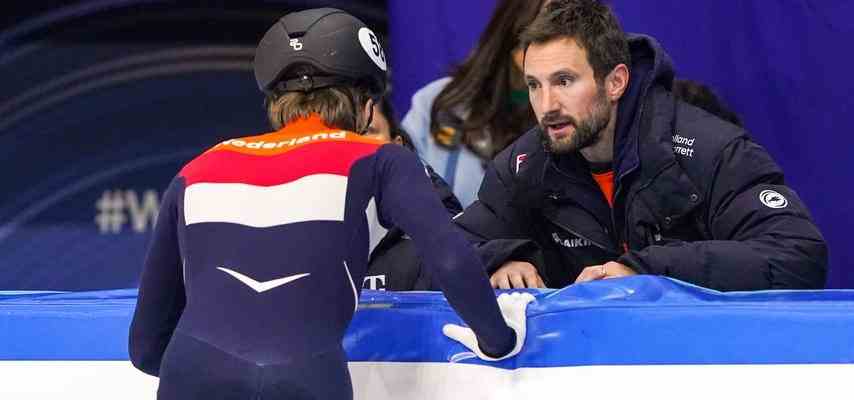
[612,137,643,251]
[621,93,688,247]
[620,159,676,249]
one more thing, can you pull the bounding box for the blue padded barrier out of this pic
[2,277,853,366]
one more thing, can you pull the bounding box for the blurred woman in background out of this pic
[402,0,547,207]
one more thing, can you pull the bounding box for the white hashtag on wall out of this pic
[95,189,161,234]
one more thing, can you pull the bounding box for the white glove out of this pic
[442,292,535,361]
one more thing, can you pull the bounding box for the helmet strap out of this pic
[275,75,352,93]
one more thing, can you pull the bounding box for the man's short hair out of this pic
[265,85,369,131]
[263,63,374,131]
[520,0,630,82]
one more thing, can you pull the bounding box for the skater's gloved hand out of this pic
[442,292,535,361]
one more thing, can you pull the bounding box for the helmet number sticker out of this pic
[358,27,387,71]
[289,38,303,51]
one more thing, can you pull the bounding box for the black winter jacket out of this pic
[455,35,827,291]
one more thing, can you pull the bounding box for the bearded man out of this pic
[455,0,827,291]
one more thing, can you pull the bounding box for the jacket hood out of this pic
[613,34,675,183]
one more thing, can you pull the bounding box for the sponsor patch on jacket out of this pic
[552,232,592,249]
[672,133,696,158]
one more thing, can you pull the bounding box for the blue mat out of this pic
[2,277,853,366]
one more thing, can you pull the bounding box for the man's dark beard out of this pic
[540,87,611,155]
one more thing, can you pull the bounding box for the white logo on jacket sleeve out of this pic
[759,190,788,209]
[217,267,310,293]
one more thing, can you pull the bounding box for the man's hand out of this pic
[443,292,535,361]
[574,261,636,284]
[490,261,545,289]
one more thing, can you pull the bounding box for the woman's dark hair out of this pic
[429,0,545,159]
[672,79,743,127]
[377,97,416,151]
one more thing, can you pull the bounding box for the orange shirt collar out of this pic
[591,170,615,208]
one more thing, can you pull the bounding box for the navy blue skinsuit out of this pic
[129,116,515,399]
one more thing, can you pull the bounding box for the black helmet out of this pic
[254,8,388,99]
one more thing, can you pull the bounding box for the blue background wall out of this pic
[0,1,385,290]
[389,0,854,288]
[1,1,851,289]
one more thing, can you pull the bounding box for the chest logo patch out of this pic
[516,153,528,174]
[672,133,696,158]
